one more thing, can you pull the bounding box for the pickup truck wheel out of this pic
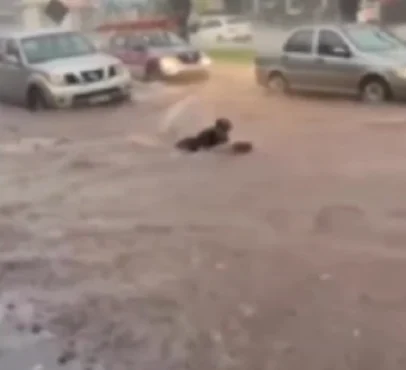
[267,73,289,95]
[26,86,48,112]
[360,77,391,104]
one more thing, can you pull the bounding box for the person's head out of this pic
[215,118,233,132]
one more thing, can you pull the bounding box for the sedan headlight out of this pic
[46,73,65,86]
[159,57,180,76]
[394,67,406,79]
[200,54,212,67]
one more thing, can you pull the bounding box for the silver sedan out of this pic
[255,23,406,103]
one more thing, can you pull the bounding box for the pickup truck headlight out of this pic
[46,73,65,86]
[115,63,126,75]
[394,67,406,78]
[109,63,128,77]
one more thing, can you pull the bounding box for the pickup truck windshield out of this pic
[21,32,96,64]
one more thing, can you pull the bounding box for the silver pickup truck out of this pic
[0,28,133,111]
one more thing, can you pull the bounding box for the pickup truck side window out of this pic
[318,30,348,57]
[0,38,5,60]
[283,29,314,54]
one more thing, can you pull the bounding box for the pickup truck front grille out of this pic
[63,67,113,85]
[81,68,104,83]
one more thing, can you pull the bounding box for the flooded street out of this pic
[2,65,406,369]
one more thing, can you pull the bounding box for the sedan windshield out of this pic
[344,26,405,52]
[21,32,96,64]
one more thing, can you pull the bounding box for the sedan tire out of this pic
[267,73,289,95]
[360,77,391,104]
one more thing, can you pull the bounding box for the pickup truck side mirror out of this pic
[332,46,351,58]
[4,54,20,64]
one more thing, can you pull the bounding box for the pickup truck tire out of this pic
[267,72,289,95]
[26,85,49,112]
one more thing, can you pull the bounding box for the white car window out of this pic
[200,19,222,29]
[226,17,248,25]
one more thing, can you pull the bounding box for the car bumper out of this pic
[161,63,210,80]
[42,74,133,108]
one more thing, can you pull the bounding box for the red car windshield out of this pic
[138,32,185,47]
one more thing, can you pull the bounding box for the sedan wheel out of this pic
[361,79,390,104]
[267,74,289,95]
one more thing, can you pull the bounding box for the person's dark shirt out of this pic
[195,127,229,149]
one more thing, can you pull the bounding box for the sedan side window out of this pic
[318,30,349,57]
[283,30,314,54]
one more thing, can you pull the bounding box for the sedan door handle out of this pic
[315,57,325,64]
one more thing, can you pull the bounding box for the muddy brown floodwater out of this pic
[2,64,406,370]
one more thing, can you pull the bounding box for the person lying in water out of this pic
[175,118,233,152]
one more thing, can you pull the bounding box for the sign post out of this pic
[44,0,69,24]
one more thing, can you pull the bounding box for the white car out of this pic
[195,15,252,44]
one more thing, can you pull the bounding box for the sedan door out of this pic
[281,28,319,90]
[313,29,363,94]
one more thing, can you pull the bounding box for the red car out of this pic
[105,29,211,81]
